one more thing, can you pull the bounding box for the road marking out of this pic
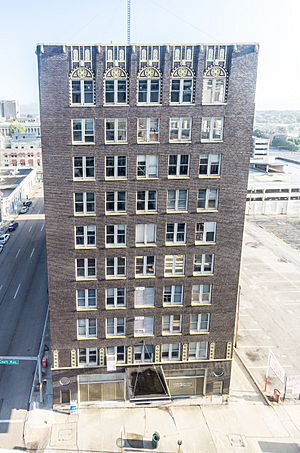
[15,248,21,258]
[239,328,262,332]
[237,345,274,349]
[40,224,44,232]
[13,283,21,299]
[28,225,33,232]
[30,248,35,258]
[0,419,24,424]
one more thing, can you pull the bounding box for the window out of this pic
[106,225,126,246]
[106,317,126,336]
[72,119,94,143]
[137,155,158,178]
[76,258,96,279]
[192,284,212,305]
[197,189,219,210]
[190,314,210,333]
[106,192,126,213]
[202,66,226,104]
[163,286,183,306]
[135,256,155,276]
[168,155,189,177]
[71,79,94,105]
[136,191,157,212]
[138,80,160,104]
[135,287,155,307]
[201,118,223,142]
[169,118,192,142]
[77,318,97,338]
[105,119,127,143]
[136,224,156,245]
[76,289,97,309]
[189,342,208,360]
[75,225,96,247]
[78,348,98,366]
[170,79,193,104]
[193,254,214,274]
[167,190,188,211]
[161,343,180,361]
[166,223,186,244]
[74,192,96,215]
[134,344,154,363]
[105,156,127,179]
[199,154,221,176]
[164,255,185,276]
[104,69,127,105]
[162,315,182,334]
[106,288,126,308]
[73,157,95,179]
[195,222,216,243]
[137,119,159,143]
[106,257,126,278]
[106,346,125,363]
[134,316,154,336]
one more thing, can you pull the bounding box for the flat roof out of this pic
[0,168,34,197]
[37,41,259,47]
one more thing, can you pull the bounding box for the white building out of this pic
[0,132,42,169]
[252,137,270,158]
[0,100,20,120]
[0,117,40,137]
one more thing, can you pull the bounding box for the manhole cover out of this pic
[229,434,245,447]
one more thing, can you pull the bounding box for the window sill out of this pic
[134,334,154,337]
[104,141,128,145]
[135,305,155,309]
[74,213,96,217]
[192,273,214,277]
[137,177,159,180]
[202,102,226,106]
[137,103,162,106]
[189,331,210,335]
[166,210,188,214]
[103,103,129,107]
[72,142,95,146]
[105,212,128,216]
[70,103,96,107]
[170,102,195,106]
[78,364,99,367]
[162,332,182,336]
[77,337,98,340]
[76,307,98,311]
[168,176,190,180]
[195,242,216,246]
[163,304,183,308]
[137,141,160,145]
[105,177,128,181]
[196,209,218,213]
[136,211,158,215]
[76,277,97,281]
[200,140,223,143]
[106,335,126,339]
[105,245,127,248]
[191,303,212,307]
[135,275,156,279]
[106,306,127,310]
[75,246,97,250]
[135,243,157,247]
[165,243,186,247]
[105,276,127,280]
[164,274,185,278]
[169,140,192,144]
[198,175,221,179]
[73,178,96,182]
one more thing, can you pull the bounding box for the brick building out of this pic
[37,43,258,405]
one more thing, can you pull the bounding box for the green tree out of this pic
[8,122,25,136]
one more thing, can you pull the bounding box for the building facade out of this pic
[0,100,19,120]
[37,43,258,405]
[0,132,42,169]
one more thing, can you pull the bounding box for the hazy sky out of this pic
[0,0,299,112]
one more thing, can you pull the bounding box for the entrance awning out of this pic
[127,366,170,401]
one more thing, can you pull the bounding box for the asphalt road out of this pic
[0,183,48,448]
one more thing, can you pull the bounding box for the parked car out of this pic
[20,206,29,214]
[23,200,32,207]
[0,233,10,244]
[0,244,3,253]
[8,221,19,232]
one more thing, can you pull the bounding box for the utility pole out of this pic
[127,0,131,44]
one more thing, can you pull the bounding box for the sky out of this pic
[0,0,299,113]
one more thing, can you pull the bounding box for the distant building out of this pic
[0,117,40,137]
[252,137,270,158]
[0,132,42,170]
[0,100,20,120]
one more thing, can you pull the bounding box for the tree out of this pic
[253,128,268,138]
[8,122,25,136]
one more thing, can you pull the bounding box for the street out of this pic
[0,183,48,449]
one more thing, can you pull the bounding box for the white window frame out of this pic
[169,118,192,142]
[161,343,181,361]
[192,284,212,305]
[163,285,183,306]
[104,78,128,105]
[106,287,126,308]
[138,78,160,104]
[167,190,188,211]
[135,256,156,277]
[105,224,126,247]
[135,224,156,246]
[137,118,160,143]
[199,154,221,176]
[106,317,126,337]
[197,189,219,211]
[76,288,97,309]
[201,117,224,142]
[105,191,127,213]
[190,313,210,333]
[195,222,216,244]
[72,119,95,144]
[170,78,193,104]
[77,318,97,338]
[105,257,126,278]
[188,342,208,360]
[78,347,98,366]
[134,316,154,336]
[134,287,155,307]
[164,255,185,276]
[105,118,127,143]
[136,191,157,213]
[105,156,127,179]
[75,225,96,248]
[202,78,226,104]
[106,346,126,363]
[193,254,214,275]
[74,192,96,215]
[76,258,96,279]
[162,315,182,334]
[166,223,186,244]
[137,155,158,178]
[168,154,190,177]
[73,156,95,179]
[134,344,155,363]
[71,78,94,106]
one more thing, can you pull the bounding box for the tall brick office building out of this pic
[37,43,258,405]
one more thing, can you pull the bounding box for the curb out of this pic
[234,347,272,407]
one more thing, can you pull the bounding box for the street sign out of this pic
[267,351,285,383]
[0,359,20,365]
